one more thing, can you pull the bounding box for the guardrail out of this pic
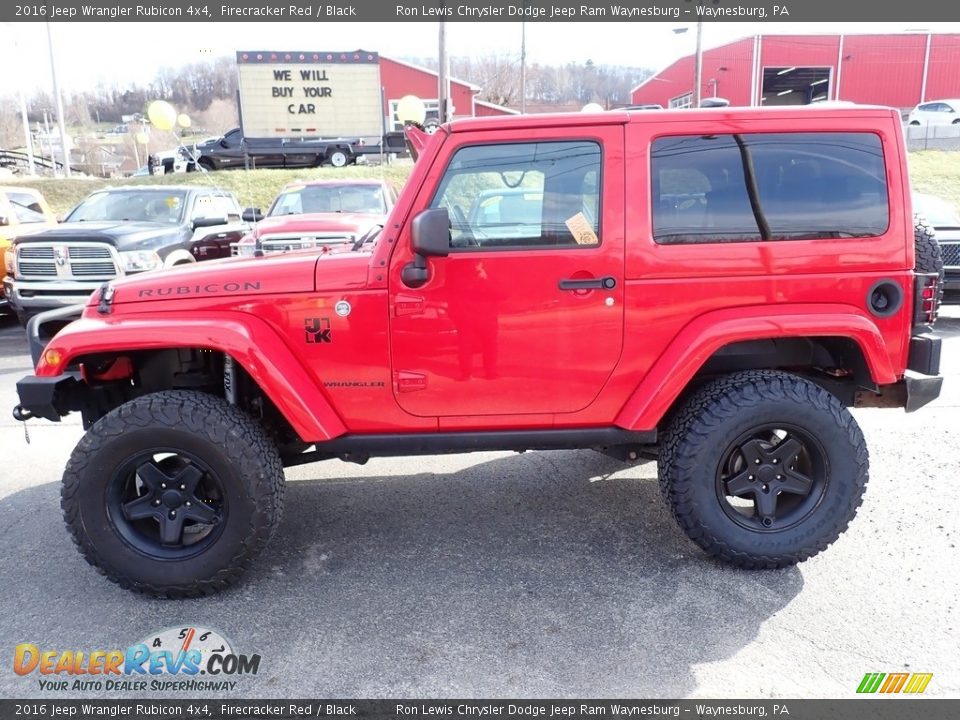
[0,149,66,174]
[905,124,960,151]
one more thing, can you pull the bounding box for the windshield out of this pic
[914,193,960,227]
[66,190,187,224]
[7,192,48,224]
[268,184,387,217]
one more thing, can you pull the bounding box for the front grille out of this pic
[17,261,57,276]
[18,246,55,259]
[259,234,354,254]
[16,242,119,280]
[940,242,960,268]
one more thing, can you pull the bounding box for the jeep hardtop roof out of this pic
[447,104,900,133]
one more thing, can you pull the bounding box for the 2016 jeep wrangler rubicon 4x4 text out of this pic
[14,106,943,597]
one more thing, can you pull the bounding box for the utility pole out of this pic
[46,22,71,177]
[7,24,36,174]
[520,22,527,113]
[438,21,450,123]
[693,20,703,108]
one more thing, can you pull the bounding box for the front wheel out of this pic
[61,390,285,597]
[659,370,868,568]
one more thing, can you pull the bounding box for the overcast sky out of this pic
[4,21,960,94]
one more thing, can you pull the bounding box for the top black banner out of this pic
[5,0,960,23]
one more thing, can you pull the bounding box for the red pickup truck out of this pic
[14,106,943,597]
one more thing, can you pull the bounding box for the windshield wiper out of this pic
[350,224,383,252]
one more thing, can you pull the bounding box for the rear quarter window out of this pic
[651,132,889,244]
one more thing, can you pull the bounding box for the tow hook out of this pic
[12,404,33,444]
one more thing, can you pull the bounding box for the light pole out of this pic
[45,22,71,177]
[693,20,703,108]
[6,23,36,174]
[520,22,527,113]
[438,21,451,123]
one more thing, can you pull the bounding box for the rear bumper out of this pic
[905,332,941,412]
[856,332,942,413]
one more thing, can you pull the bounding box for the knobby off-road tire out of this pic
[61,390,285,597]
[658,370,869,568]
[914,215,944,312]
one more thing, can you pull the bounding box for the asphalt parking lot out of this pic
[0,309,958,699]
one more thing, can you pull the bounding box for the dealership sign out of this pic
[236,50,382,138]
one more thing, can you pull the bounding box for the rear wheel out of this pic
[327,149,349,168]
[659,370,868,568]
[61,390,285,597]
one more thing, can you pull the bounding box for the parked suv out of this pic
[14,106,943,597]
[4,186,247,325]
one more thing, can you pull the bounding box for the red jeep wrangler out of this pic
[14,106,943,597]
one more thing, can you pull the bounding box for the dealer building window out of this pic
[651,132,889,244]
[430,141,602,249]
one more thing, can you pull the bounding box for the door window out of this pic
[430,141,602,249]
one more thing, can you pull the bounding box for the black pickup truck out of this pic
[3,186,247,326]
[192,128,408,170]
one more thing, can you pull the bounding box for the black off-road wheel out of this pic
[659,370,869,568]
[914,215,944,312]
[61,390,285,597]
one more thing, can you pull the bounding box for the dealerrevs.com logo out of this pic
[13,626,260,693]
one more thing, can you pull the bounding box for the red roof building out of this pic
[631,33,960,111]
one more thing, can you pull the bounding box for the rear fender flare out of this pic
[36,311,346,442]
[614,304,897,431]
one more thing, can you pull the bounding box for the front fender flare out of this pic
[614,304,898,431]
[36,311,347,443]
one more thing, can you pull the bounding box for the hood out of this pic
[96,252,322,307]
[13,221,178,250]
[253,213,384,237]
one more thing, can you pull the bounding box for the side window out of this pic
[651,132,889,244]
[430,141,602,249]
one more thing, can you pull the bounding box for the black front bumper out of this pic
[14,372,83,423]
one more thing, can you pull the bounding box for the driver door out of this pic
[388,130,625,418]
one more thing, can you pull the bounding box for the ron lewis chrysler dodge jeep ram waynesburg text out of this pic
[13,106,944,597]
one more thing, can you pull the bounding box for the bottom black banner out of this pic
[1,700,957,720]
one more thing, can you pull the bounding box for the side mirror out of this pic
[411,207,450,257]
[193,215,228,230]
[219,138,229,148]
[242,207,263,222]
[55,213,65,223]
[0,216,8,227]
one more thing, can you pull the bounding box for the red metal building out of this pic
[631,33,960,111]
[379,57,516,130]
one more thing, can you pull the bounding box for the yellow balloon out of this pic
[147,100,177,131]
[177,113,191,129]
[396,95,426,125]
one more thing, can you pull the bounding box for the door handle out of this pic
[559,276,616,291]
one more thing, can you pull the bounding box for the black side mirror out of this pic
[193,215,228,230]
[402,208,450,288]
[219,138,229,148]
[242,207,263,222]
[411,207,450,257]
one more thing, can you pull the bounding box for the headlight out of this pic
[120,250,162,273]
[236,235,255,257]
[4,248,15,276]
